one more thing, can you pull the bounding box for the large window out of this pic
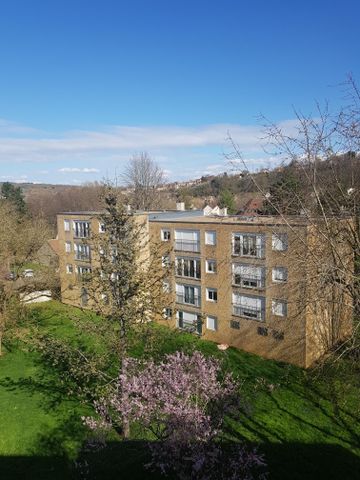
[176,284,201,307]
[175,257,201,279]
[74,243,91,261]
[73,221,91,238]
[232,264,265,289]
[174,230,200,253]
[232,293,265,321]
[177,310,202,334]
[272,233,288,251]
[232,233,265,258]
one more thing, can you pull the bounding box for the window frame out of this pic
[272,266,288,283]
[232,233,265,258]
[161,229,171,242]
[205,230,217,246]
[272,233,288,252]
[271,299,288,317]
[206,315,217,331]
[206,259,217,274]
[206,288,218,302]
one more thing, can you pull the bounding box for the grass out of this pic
[1,301,360,479]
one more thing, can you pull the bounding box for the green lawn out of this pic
[1,301,360,479]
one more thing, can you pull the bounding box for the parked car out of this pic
[4,271,17,281]
[22,269,34,278]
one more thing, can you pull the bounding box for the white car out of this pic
[23,269,34,278]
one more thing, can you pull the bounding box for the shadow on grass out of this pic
[1,441,359,480]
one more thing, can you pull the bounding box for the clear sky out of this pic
[0,0,358,184]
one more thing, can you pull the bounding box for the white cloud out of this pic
[59,167,100,173]
[0,118,300,183]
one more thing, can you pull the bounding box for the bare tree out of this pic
[227,75,360,364]
[0,201,56,355]
[122,152,164,210]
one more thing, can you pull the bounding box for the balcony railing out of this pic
[176,293,201,307]
[75,253,91,262]
[232,245,264,259]
[174,240,200,253]
[233,275,265,289]
[232,304,264,321]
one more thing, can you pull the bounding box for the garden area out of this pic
[1,301,360,479]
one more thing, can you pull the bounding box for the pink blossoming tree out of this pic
[83,351,266,479]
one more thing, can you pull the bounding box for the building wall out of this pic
[150,219,309,367]
[57,212,149,309]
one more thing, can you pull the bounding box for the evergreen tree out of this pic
[1,182,26,213]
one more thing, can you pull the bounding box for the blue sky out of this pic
[0,0,358,184]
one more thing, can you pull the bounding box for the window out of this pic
[64,219,70,232]
[163,307,172,319]
[161,229,171,241]
[206,288,218,302]
[206,259,217,273]
[272,299,287,317]
[233,264,265,289]
[205,231,216,246]
[162,255,170,268]
[74,243,91,261]
[272,267,288,283]
[257,326,268,336]
[163,280,171,293]
[230,320,240,330]
[232,233,265,258]
[232,293,265,321]
[99,222,106,233]
[73,221,91,238]
[206,315,217,331]
[273,330,284,340]
[76,265,92,277]
[272,233,288,251]
[66,264,73,274]
[177,310,202,334]
[175,257,201,279]
[176,284,201,307]
[65,241,72,253]
[174,230,200,252]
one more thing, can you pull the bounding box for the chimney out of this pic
[176,202,185,211]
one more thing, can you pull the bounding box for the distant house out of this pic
[239,198,264,216]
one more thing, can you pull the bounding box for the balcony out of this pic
[75,253,91,262]
[233,274,265,289]
[232,304,264,321]
[176,293,201,307]
[174,240,200,253]
[232,245,264,259]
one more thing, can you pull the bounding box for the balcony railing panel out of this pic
[176,293,201,307]
[232,304,264,321]
[233,274,265,289]
[175,240,200,253]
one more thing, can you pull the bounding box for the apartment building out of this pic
[56,208,352,368]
